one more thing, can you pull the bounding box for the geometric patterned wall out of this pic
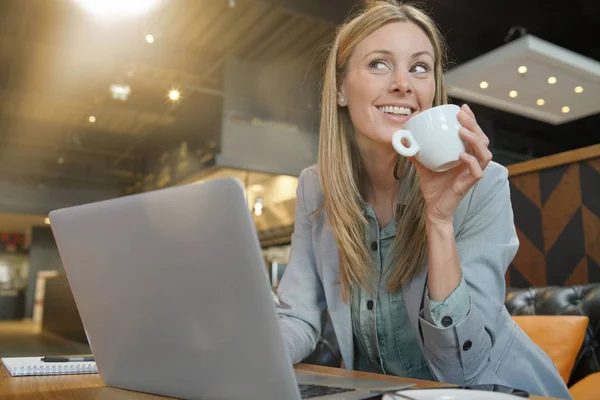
[506,157,600,288]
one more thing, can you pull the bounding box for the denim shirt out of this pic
[351,202,470,379]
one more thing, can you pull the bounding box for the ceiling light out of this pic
[228,0,236,7]
[253,198,263,216]
[168,89,180,101]
[72,0,164,19]
[547,76,557,84]
[518,66,527,74]
[444,35,600,125]
[574,86,584,94]
[145,34,154,44]
[562,106,571,113]
[509,90,518,98]
[479,81,489,89]
[536,99,545,106]
[57,157,65,165]
[110,84,131,101]
[44,217,51,225]
[88,115,96,123]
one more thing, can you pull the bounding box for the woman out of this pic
[275,1,571,399]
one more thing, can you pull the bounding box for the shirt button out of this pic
[366,300,374,310]
[371,241,378,251]
[462,340,472,351]
[441,316,453,327]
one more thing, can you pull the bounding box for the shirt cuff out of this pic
[423,276,470,328]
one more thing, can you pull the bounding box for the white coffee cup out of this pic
[391,104,465,172]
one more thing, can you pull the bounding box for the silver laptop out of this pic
[49,177,413,400]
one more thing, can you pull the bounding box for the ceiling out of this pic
[444,35,600,125]
[0,0,597,193]
[428,0,600,157]
[0,0,336,190]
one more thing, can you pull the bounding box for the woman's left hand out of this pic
[410,104,493,224]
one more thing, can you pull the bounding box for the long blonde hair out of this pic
[318,0,448,302]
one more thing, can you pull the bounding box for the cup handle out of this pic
[392,130,419,157]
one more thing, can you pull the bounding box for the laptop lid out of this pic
[49,178,301,400]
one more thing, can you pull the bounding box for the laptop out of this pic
[49,177,413,400]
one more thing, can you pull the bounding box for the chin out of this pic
[376,132,396,147]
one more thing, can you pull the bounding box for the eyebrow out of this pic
[412,50,434,60]
[363,49,435,60]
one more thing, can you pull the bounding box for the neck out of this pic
[357,137,399,205]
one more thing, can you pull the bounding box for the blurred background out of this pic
[0,0,597,330]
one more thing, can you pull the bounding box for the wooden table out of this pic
[0,361,555,399]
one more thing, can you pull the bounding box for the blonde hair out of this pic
[318,0,448,302]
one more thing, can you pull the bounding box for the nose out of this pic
[390,70,412,95]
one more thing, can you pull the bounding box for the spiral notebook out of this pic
[1,357,98,377]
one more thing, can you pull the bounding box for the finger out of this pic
[459,127,493,170]
[452,153,483,196]
[458,108,490,147]
[460,152,484,180]
[408,156,430,177]
[461,104,475,119]
[452,169,478,198]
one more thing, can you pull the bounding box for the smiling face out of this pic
[340,21,436,150]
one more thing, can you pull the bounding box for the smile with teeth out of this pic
[377,105,413,116]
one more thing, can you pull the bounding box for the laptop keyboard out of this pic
[299,383,356,398]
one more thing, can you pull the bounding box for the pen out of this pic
[40,356,95,362]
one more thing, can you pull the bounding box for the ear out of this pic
[337,86,347,107]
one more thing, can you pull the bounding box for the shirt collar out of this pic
[360,201,402,240]
[359,185,409,218]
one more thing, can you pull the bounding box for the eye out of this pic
[411,62,431,74]
[368,59,390,71]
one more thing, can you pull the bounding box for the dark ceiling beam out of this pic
[105,2,279,166]
[279,0,354,25]
[245,15,299,61]
[0,81,176,116]
[0,144,139,174]
[0,30,221,91]
[195,3,280,84]
[121,46,223,85]
[0,88,177,137]
[110,107,175,168]
[276,22,333,66]
[171,1,230,55]
[0,160,136,186]
[182,84,224,97]
[257,19,318,62]
[0,137,140,161]
[0,142,141,173]
[6,0,34,92]
[287,29,334,71]
[0,114,142,160]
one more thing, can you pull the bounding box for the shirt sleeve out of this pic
[422,275,470,328]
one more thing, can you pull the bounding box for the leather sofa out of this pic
[303,283,600,387]
[505,284,600,386]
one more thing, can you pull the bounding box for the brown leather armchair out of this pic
[511,314,600,400]
[505,284,600,386]
[568,372,600,400]
[305,283,600,394]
